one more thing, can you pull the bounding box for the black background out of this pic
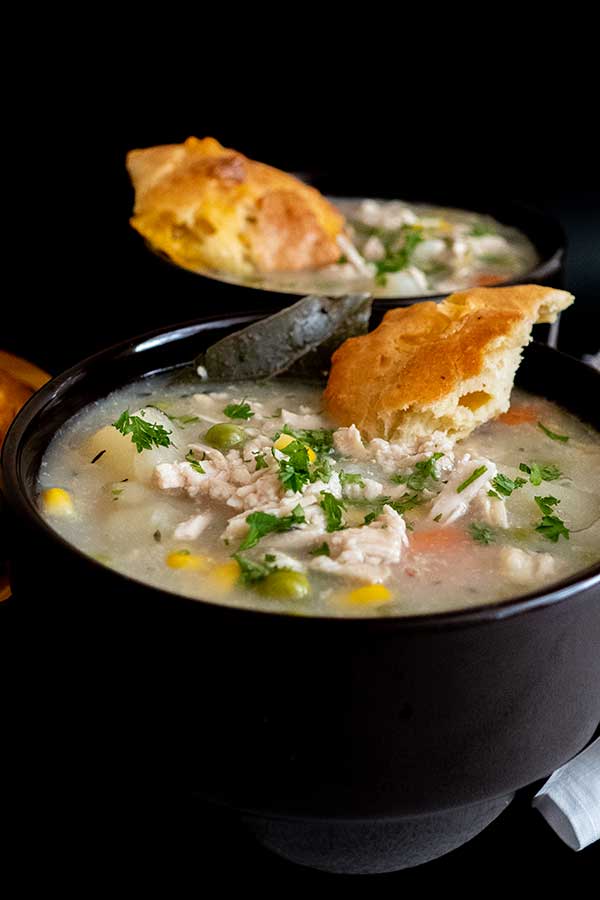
[3,69,599,882]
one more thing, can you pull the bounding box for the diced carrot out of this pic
[496,405,538,425]
[409,525,468,553]
[474,274,507,286]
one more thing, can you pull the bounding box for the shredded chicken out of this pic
[310,505,408,583]
[499,546,557,585]
[429,454,497,524]
[473,493,509,529]
[173,512,212,541]
[333,424,455,474]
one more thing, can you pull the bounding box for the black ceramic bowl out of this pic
[138,190,566,322]
[2,315,599,873]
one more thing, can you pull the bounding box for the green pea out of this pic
[205,423,246,451]
[258,569,311,600]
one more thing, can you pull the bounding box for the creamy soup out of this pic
[198,199,539,299]
[38,376,600,617]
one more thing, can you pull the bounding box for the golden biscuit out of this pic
[127,137,344,276]
[324,285,574,445]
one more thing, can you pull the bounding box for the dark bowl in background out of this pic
[1,315,598,873]
[140,190,567,341]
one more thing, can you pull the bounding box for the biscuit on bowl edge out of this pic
[323,285,574,446]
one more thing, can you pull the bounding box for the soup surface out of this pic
[192,199,539,299]
[38,375,600,617]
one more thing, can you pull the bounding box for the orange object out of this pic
[409,525,468,553]
[496,405,538,425]
[474,273,507,287]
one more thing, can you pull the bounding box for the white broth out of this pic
[38,376,600,617]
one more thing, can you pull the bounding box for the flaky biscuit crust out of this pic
[127,137,344,275]
[324,285,574,442]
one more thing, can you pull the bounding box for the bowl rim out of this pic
[2,313,599,632]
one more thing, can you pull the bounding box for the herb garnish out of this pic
[185,450,205,474]
[254,452,268,470]
[362,494,423,525]
[320,492,346,532]
[374,227,424,285]
[239,505,306,550]
[391,453,443,491]
[279,424,334,453]
[490,473,527,497]
[113,410,173,453]
[469,223,496,237]
[456,465,488,494]
[234,553,279,585]
[278,440,312,493]
[538,422,570,443]
[340,471,365,488]
[310,542,331,557]
[533,495,570,542]
[519,462,561,486]
[224,400,255,421]
[469,523,495,544]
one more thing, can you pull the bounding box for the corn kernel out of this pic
[344,584,392,606]
[42,488,74,516]
[273,433,295,451]
[166,550,211,571]
[273,433,316,462]
[207,559,241,594]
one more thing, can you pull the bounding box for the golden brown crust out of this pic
[126,137,344,276]
[324,285,574,442]
[0,369,32,446]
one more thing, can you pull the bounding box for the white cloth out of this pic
[532,737,600,850]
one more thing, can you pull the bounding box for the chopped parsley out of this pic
[111,488,124,501]
[391,453,443,491]
[456,465,488,494]
[254,452,268,470]
[374,227,424,285]
[469,523,495,544]
[310,542,331,557]
[538,422,570,443]
[320,492,346,532]
[490,473,527,497]
[469,223,496,237]
[185,450,205,474]
[234,553,279,585]
[239,505,306,551]
[113,409,173,453]
[276,433,332,492]
[223,400,255,421]
[279,424,334,453]
[477,253,510,266]
[278,440,312,493]
[519,462,562,486]
[337,254,348,265]
[363,493,422,525]
[340,471,365,488]
[533,495,570,543]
